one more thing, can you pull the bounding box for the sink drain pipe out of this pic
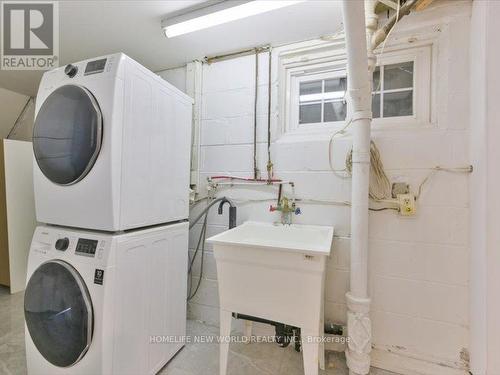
[341,1,373,374]
[232,313,300,350]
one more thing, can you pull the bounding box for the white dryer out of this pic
[24,222,188,375]
[33,53,192,231]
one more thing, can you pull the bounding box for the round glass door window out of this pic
[24,260,93,367]
[33,85,103,185]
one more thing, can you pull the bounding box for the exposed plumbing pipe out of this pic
[341,1,373,374]
[253,49,259,179]
[371,0,418,50]
[364,0,379,72]
[266,48,274,183]
[209,175,282,183]
[205,45,269,64]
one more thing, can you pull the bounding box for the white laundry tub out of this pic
[207,221,334,375]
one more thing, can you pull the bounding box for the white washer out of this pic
[33,53,192,231]
[24,222,188,375]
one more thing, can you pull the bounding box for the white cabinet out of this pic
[0,139,36,293]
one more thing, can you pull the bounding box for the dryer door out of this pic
[24,260,93,368]
[33,84,103,185]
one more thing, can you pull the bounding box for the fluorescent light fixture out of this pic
[162,0,305,38]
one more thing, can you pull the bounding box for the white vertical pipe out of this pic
[342,0,371,303]
[341,1,373,374]
[186,61,203,191]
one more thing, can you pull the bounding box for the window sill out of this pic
[277,118,436,144]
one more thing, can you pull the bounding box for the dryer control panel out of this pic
[84,58,107,75]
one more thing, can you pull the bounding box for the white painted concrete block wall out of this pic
[160,1,471,370]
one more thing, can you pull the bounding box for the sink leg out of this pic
[319,328,325,369]
[220,310,232,375]
[319,303,325,370]
[302,329,319,375]
[244,320,253,343]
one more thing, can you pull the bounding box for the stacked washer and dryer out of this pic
[24,53,192,375]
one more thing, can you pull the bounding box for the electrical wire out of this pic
[416,165,473,200]
[328,118,353,177]
[343,140,392,201]
[369,206,399,211]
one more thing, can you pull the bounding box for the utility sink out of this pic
[207,221,334,375]
[207,221,334,256]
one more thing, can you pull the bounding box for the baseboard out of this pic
[371,348,469,375]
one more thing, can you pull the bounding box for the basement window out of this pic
[298,73,347,124]
[297,60,414,126]
[372,61,414,118]
[282,44,432,135]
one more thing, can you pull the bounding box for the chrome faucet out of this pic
[270,196,301,225]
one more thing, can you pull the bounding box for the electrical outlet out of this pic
[397,193,416,216]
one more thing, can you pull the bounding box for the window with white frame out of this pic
[281,42,433,135]
[372,61,414,118]
[297,60,415,126]
[298,72,347,124]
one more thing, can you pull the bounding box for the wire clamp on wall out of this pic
[351,110,373,122]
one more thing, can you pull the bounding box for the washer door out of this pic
[33,84,103,185]
[24,260,93,368]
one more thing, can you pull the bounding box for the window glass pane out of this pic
[384,61,414,90]
[299,80,322,96]
[299,103,322,124]
[325,77,346,93]
[383,90,413,117]
[372,93,381,118]
[324,101,347,122]
[373,67,381,92]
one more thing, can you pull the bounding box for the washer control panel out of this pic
[31,227,110,264]
[75,238,98,257]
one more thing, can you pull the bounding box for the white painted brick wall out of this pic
[159,1,472,370]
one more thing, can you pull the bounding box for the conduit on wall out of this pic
[266,48,273,182]
[253,49,259,179]
[204,46,275,185]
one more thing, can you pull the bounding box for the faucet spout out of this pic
[218,198,237,229]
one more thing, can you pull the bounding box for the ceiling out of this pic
[0,0,343,97]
